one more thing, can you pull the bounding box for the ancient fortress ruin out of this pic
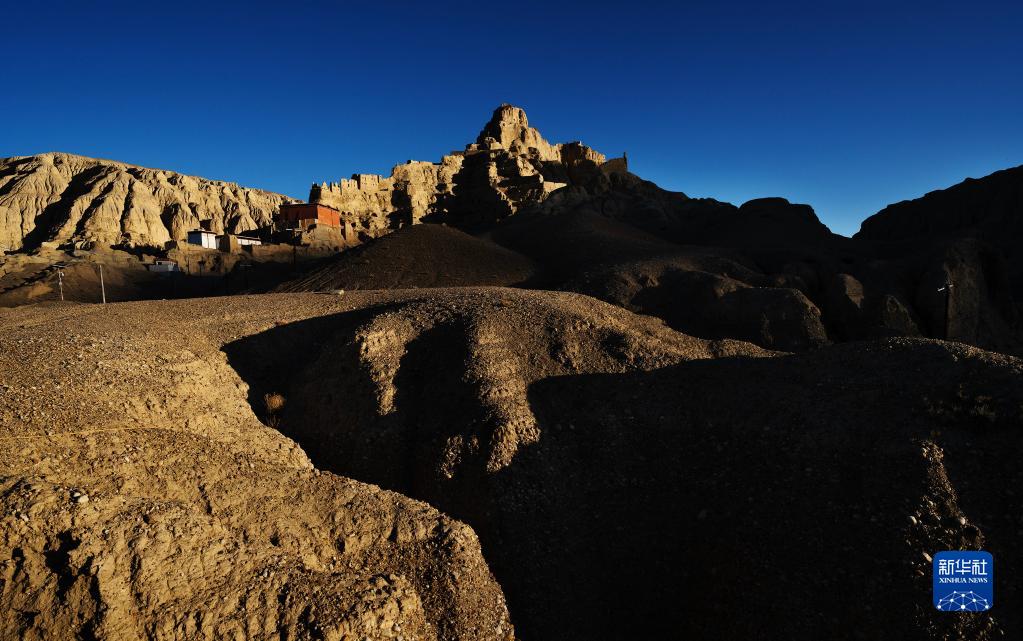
[310,104,628,238]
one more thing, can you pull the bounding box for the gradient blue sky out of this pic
[2,1,1020,236]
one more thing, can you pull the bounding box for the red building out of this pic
[278,203,341,229]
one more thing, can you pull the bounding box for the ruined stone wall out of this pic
[309,104,619,233]
[601,156,630,175]
[312,155,465,235]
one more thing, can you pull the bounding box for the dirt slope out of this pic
[275,225,538,292]
[522,338,1021,640]
[0,296,513,641]
[224,289,763,640]
[561,253,830,351]
[3,289,1019,640]
[221,289,1022,641]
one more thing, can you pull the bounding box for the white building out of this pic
[186,230,218,249]
[146,260,179,273]
[236,236,262,246]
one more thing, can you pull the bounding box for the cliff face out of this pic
[855,164,1023,318]
[0,152,293,251]
[856,164,1023,244]
[311,104,626,235]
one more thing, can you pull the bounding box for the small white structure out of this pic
[236,236,262,246]
[146,259,179,273]
[186,230,218,249]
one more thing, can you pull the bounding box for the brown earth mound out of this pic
[223,289,765,640]
[562,255,829,351]
[0,296,513,641]
[0,252,163,307]
[521,338,1021,640]
[274,225,538,292]
[491,207,689,283]
[221,288,1021,641]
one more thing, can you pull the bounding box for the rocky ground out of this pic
[0,295,513,640]
[2,290,1019,640]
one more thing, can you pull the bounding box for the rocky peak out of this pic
[313,105,626,232]
[477,104,529,146]
[475,104,559,161]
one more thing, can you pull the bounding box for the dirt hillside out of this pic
[220,289,1020,640]
[2,290,1020,639]
[274,225,538,292]
[0,295,513,641]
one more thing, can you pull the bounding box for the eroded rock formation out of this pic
[856,165,1023,249]
[310,104,627,235]
[856,164,1023,324]
[486,168,1021,354]
[0,152,293,251]
[223,288,1022,640]
[0,296,513,640]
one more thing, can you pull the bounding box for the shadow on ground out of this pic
[223,312,1021,641]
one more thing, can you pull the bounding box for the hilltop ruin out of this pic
[310,104,628,237]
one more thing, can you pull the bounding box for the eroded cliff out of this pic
[0,152,293,251]
[310,104,627,235]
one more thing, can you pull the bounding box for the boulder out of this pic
[913,240,1019,351]
[823,272,867,339]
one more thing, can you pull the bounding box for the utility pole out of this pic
[99,264,107,305]
[57,270,64,301]
[937,279,954,340]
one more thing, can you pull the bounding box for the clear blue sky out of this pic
[2,1,1020,236]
